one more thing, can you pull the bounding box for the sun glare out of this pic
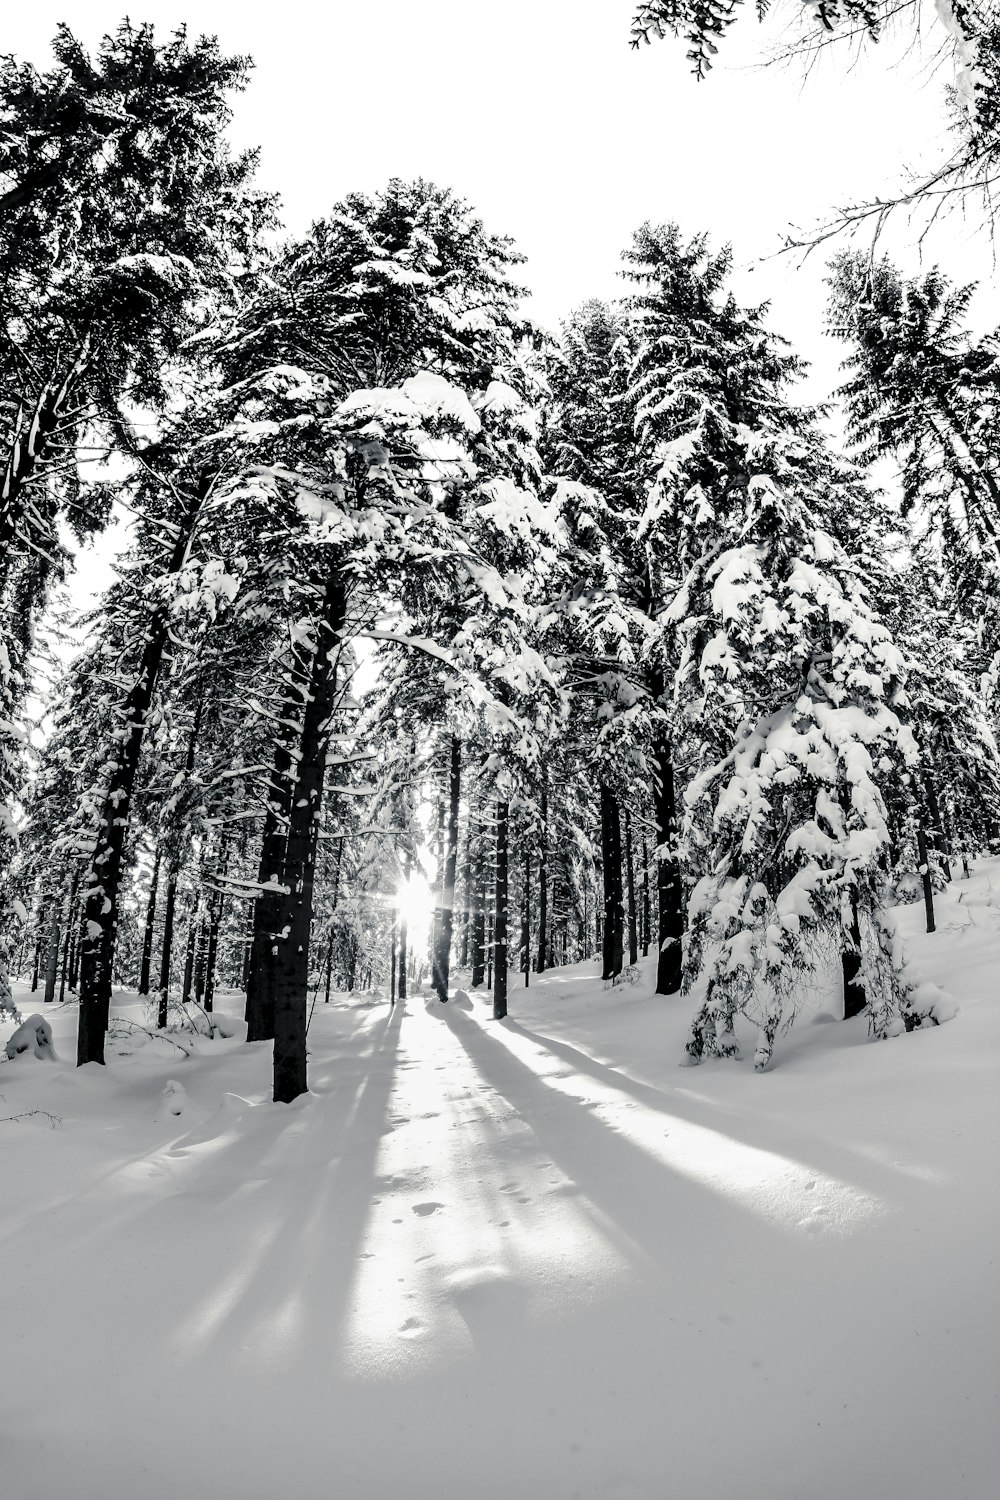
[395,872,435,943]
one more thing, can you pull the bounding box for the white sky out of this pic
[6,0,998,604]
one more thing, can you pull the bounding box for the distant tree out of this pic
[828,253,1000,607]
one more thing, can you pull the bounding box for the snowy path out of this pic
[3,877,999,1499]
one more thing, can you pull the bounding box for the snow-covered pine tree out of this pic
[624,224,802,998]
[877,556,1000,905]
[619,225,917,1066]
[0,17,266,636]
[828,253,1000,610]
[673,429,918,1068]
[542,301,668,989]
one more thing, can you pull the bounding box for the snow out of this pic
[4,1013,55,1060]
[1,866,999,1499]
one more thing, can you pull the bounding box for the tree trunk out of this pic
[641,835,651,958]
[245,670,299,1042]
[924,773,951,882]
[493,797,509,1020]
[193,906,208,1005]
[432,735,461,1002]
[42,903,60,1004]
[625,809,638,967]
[651,730,683,995]
[138,854,159,995]
[156,864,179,1029]
[486,907,494,993]
[68,922,80,990]
[521,847,531,986]
[470,813,486,987]
[841,893,866,1019]
[398,848,410,1004]
[459,816,472,969]
[203,888,224,1014]
[917,824,936,934]
[272,567,347,1104]
[181,902,197,1005]
[76,477,207,1066]
[429,776,445,993]
[600,785,624,982]
[58,881,75,1003]
[536,766,548,974]
[548,871,558,969]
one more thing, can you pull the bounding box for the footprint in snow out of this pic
[398,1317,424,1337]
[411,1201,444,1217]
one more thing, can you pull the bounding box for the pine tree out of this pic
[828,253,1000,614]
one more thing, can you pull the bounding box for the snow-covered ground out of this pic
[3,867,999,1500]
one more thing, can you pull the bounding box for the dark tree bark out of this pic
[924,773,951,882]
[68,922,80,990]
[651,731,683,995]
[548,870,558,969]
[242,915,253,992]
[625,809,638,967]
[470,811,486,987]
[138,854,160,995]
[58,882,75,1003]
[30,932,41,992]
[76,477,208,1066]
[245,669,300,1043]
[42,904,60,1004]
[398,847,410,1004]
[390,914,397,1005]
[486,907,494,992]
[459,816,472,970]
[917,824,936,934]
[841,893,867,1019]
[429,776,445,991]
[181,901,198,1005]
[493,797,509,1019]
[521,847,531,986]
[641,835,651,958]
[203,887,224,1015]
[536,766,548,974]
[600,785,624,982]
[272,567,347,1104]
[156,864,179,1029]
[431,735,461,1002]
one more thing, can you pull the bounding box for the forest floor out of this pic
[2,868,999,1500]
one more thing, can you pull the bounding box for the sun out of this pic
[395,871,435,943]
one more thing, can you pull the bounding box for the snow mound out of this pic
[161,1080,187,1116]
[908,982,958,1028]
[5,1014,56,1061]
[219,1091,254,1115]
[207,1013,243,1040]
[450,989,473,1011]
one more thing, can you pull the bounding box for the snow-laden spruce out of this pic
[672,442,920,1068]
